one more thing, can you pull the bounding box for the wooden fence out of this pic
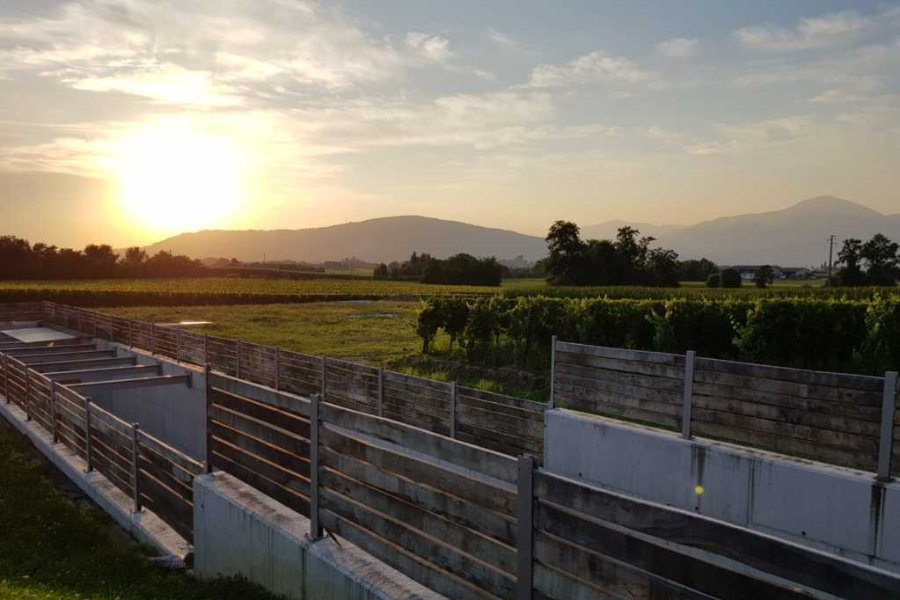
[0,342,203,543]
[552,339,900,477]
[0,301,42,322]
[40,302,545,459]
[207,371,900,600]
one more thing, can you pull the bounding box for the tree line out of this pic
[0,236,204,279]
[373,252,505,286]
[833,234,900,286]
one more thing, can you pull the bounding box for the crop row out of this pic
[417,295,900,375]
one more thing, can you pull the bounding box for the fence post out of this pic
[50,380,58,443]
[449,381,457,438]
[877,371,898,481]
[320,356,327,400]
[516,455,535,600]
[205,363,214,473]
[548,335,557,409]
[3,354,8,404]
[131,423,141,513]
[309,393,323,540]
[24,368,31,421]
[681,350,696,440]
[275,347,281,391]
[377,368,384,417]
[84,398,94,472]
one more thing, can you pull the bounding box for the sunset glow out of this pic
[113,122,245,236]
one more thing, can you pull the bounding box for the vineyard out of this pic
[417,295,900,375]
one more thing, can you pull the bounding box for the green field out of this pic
[0,423,278,600]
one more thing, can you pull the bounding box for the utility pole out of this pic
[827,234,836,285]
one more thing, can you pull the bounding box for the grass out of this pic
[0,422,280,600]
[106,301,423,365]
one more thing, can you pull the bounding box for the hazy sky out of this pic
[1,0,899,247]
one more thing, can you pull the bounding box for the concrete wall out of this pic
[545,408,900,572]
[194,472,445,600]
[91,347,206,460]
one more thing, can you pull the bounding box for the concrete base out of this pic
[545,408,900,573]
[194,472,446,600]
[0,399,189,557]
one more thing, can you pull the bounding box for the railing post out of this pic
[50,380,58,443]
[205,363,214,473]
[548,335,557,409]
[131,422,141,513]
[309,393,323,540]
[449,381,457,438]
[377,368,384,417]
[516,455,536,600]
[877,371,898,481]
[24,368,31,421]
[84,398,94,472]
[275,347,282,391]
[681,350,696,440]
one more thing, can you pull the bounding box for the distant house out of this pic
[730,265,812,280]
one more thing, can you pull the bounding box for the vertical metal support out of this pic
[681,350,696,440]
[235,340,242,378]
[309,393,323,540]
[3,354,9,404]
[877,371,898,481]
[84,398,94,472]
[275,347,282,391]
[449,381,457,438]
[548,335,557,409]
[24,368,31,421]
[205,363,214,473]
[377,368,384,417]
[516,455,536,600]
[130,423,141,513]
[50,380,58,443]
[320,356,327,400]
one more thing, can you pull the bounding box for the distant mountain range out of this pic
[147,196,900,267]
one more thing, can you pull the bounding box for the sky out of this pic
[1,0,899,247]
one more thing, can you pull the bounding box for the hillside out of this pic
[145,216,547,263]
[584,196,899,266]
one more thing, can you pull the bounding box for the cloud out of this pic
[527,51,652,88]
[656,38,699,58]
[405,33,454,63]
[734,11,871,51]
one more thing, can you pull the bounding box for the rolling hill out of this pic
[146,196,900,266]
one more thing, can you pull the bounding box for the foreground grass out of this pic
[106,301,422,365]
[0,423,279,600]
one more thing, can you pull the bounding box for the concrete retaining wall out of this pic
[194,472,445,600]
[544,408,900,572]
[92,346,206,459]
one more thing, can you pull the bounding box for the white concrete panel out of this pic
[2,327,75,342]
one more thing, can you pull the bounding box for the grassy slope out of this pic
[0,423,279,600]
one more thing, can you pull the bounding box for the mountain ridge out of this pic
[146,196,900,266]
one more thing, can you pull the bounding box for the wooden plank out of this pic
[322,403,518,484]
[136,430,204,475]
[696,356,883,392]
[211,419,310,477]
[321,426,515,516]
[209,447,310,516]
[322,447,516,546]
[384,370,453,393]
[455,386,545,413]
[455,403,544,440]
[556,342,683,366]
[321,493,512,599]
[209,374,310,417]
[555,360,684,395]
[535,471,900,599]
[210,389,310,438]
[210,403,309,454]
[138,471,193,541]
[323,469,517,575]
[209,436,310,498]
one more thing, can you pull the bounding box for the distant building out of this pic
[730,266,812,280]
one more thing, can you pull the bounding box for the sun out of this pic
[113,121,245,236]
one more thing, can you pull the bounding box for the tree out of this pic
[861,233,899,286]
[121,247,148,276]
[753,265,774,288]
[834,238,866,286]
[82,244,118,278]
[720,267,742,288]
[706,273,721,288]
[545,221,585,285]
[646,248,680,286]
[373,263,389,279]
[678,258,718,282]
